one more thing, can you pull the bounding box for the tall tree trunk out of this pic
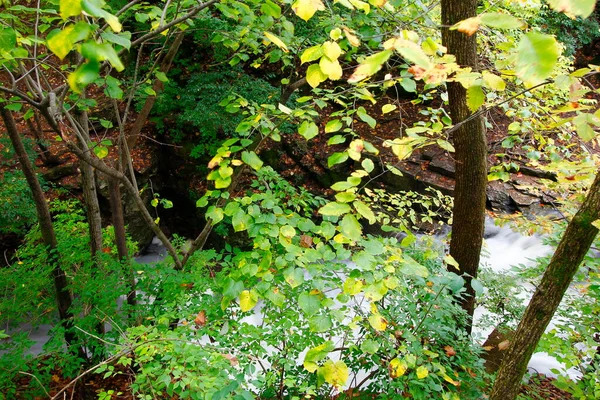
[490,171,600,400]
[441,0,488,332]
[0,102,78,349]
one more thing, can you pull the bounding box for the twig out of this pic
[18,372,51,399]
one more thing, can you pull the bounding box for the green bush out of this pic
[0,170,38,234]
[152,69,278,161]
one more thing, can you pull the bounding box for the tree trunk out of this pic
[77,106,104,257]
[108,177,137,308]
[0,102,78,349]
[441,0,488,332]
[489,171,600,400]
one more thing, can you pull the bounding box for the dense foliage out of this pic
[1,0,600,399]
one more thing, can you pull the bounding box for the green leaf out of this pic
[80,41,124,71]
[309,314,332,333]
[361,158,375,173]
[241,151,263,170]
[303,341,334,372]
[261,0,281,18]
[100,31,131,49]
[317,360,348,388]
[471,278,484,296]
[319,202,351,216]
[5,103,22,112]
[82,0,122,32]
[400,78,417,93]
[232,209,252,232]
[306,64,328,88]
[223,279,244,300]
[299,120,319,140]
[154,71,168,82]
[357,107,376,128]
[325,119,343,133]
[360,339,380,355]
[515,32,559,86]
[436,139,455,152]
[239,289,259,312]
[399,256,428,278]
[0,27,17,51]
[348,50,392,83]
[353,200,376,224]
[280,225,296,238]
[206,206,224,224]
[335,192,356,203]
[68,61,100,93]
[547,0,596,18]
[340,214,362,242]
[479,12,526,29]
[104,75,123,99]
[574,113,600,141]
[284,267,305,288]
[93,145,108,159]
[328,152,348,167]
[298,292,321,317]
[467,83,485,112]
[300,45,323,64]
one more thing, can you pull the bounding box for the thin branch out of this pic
[129,0,221,48]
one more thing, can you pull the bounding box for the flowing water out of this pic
[3,223,585,381]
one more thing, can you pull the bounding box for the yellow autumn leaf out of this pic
[239,290,258,312]
[368,314,387,331]
[451,16,481,36]
[343,27,360,47]
[292,0,325,22]
[264,31,289,53]
[389,358,407,378]
[322,41,342,60]
[319,57,343,80]
[416,365,429,379]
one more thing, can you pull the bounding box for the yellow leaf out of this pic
[368,314,387,331]
[239,289,258,312]
[292,0,325,21]
[319,57,343,80]
[322,41,342,60]
[451,16,481,36]
[416,365,429,379]
[317,360,349,388]
[389,358,407,378]
[306,64,328,88]
[264,31,289,53]
[343,27,360,47]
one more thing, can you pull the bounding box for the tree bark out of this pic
[76,104,103,257]
[489,170,600,400]
[108,177,137,308]
[0,102,78,349]
[441,0,488,332]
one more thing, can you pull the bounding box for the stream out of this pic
[3,220,585,382]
